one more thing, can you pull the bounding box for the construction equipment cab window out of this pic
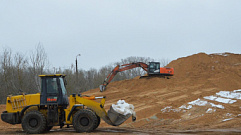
[47,78,58,94]
[149,62,160,74]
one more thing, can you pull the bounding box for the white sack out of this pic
[112,100,136,116]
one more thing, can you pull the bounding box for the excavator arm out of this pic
[99,62,148,92]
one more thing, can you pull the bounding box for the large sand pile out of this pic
[84,52,241,130]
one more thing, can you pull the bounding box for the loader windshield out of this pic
[59,78,67,95]
[46,78,58,93]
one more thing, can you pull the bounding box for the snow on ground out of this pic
[188,98,208,106]
[222,118,234,122]
[161,89,241,118]
[211,53,229,56]
[182,89,241,110]
[204,96,237,104]
[209,103,224,109]
[179,105,192,110]
[161,106,180,113]
[206,108,216,113]
[216,91,241,100]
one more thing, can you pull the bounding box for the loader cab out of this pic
[39,74,69,107]
[148,62,161,75]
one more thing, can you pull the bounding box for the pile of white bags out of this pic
[111,100,136,117]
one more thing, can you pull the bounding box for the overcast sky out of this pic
[0,0,241,70]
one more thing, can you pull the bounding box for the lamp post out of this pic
[76,54,81,79]
[75,54,81,91]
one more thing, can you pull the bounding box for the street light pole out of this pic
[76,54,81,79]
[75,54,81,91]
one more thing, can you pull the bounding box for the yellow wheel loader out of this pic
[1,74,136,134]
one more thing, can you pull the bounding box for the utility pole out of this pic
[75,54,81,90]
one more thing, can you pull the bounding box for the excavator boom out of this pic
[100,62,174,92]
[99,62,148,92]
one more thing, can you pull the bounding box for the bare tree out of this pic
[29,43,49,91]
[14,53,28,90]
[159,58,170,67]
[0,48,13,103]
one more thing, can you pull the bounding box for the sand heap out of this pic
[167,52,241,90]
[84,52,241,130]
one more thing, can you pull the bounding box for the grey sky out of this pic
[0,0,241,70]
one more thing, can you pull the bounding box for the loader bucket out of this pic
[74,95,136,126]
[107,106,132,126]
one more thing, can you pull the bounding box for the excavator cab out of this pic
[148,62,161,75]
[39,74,69,107]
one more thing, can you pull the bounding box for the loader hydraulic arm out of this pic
[99,62,148,92]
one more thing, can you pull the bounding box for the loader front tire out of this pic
[94,115,100,130]
[73,109,98,132]
[22,111,47,134]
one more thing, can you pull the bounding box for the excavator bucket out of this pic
[99,85,106,92]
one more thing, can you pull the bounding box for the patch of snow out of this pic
[188,98,208,106]
[204,95,237,104]
[216,91,241,100]
[215,97,236,104]
[179,105,192,110]
[222,118,233,122]
[210,103,224,109]
[226,113,232,116]
[213,53,229,56]
[161,106,180,113]
[167,89,241,116]
[161,106,172,112]
[206,108,216,113]
[233,89,241,92]
[204,95,217,100]
[112,100,135,116]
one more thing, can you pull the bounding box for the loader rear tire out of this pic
[73,109,98,132]
[22,111,47,134]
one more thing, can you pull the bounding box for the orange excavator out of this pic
[99,62,174,92]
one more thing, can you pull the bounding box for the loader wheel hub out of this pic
[80,117,89,126]
[29,118,38,127]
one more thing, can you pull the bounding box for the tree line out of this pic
[0,45,169,103]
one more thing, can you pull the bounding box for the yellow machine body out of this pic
[5,94,40,113]
[1,74,135,134]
